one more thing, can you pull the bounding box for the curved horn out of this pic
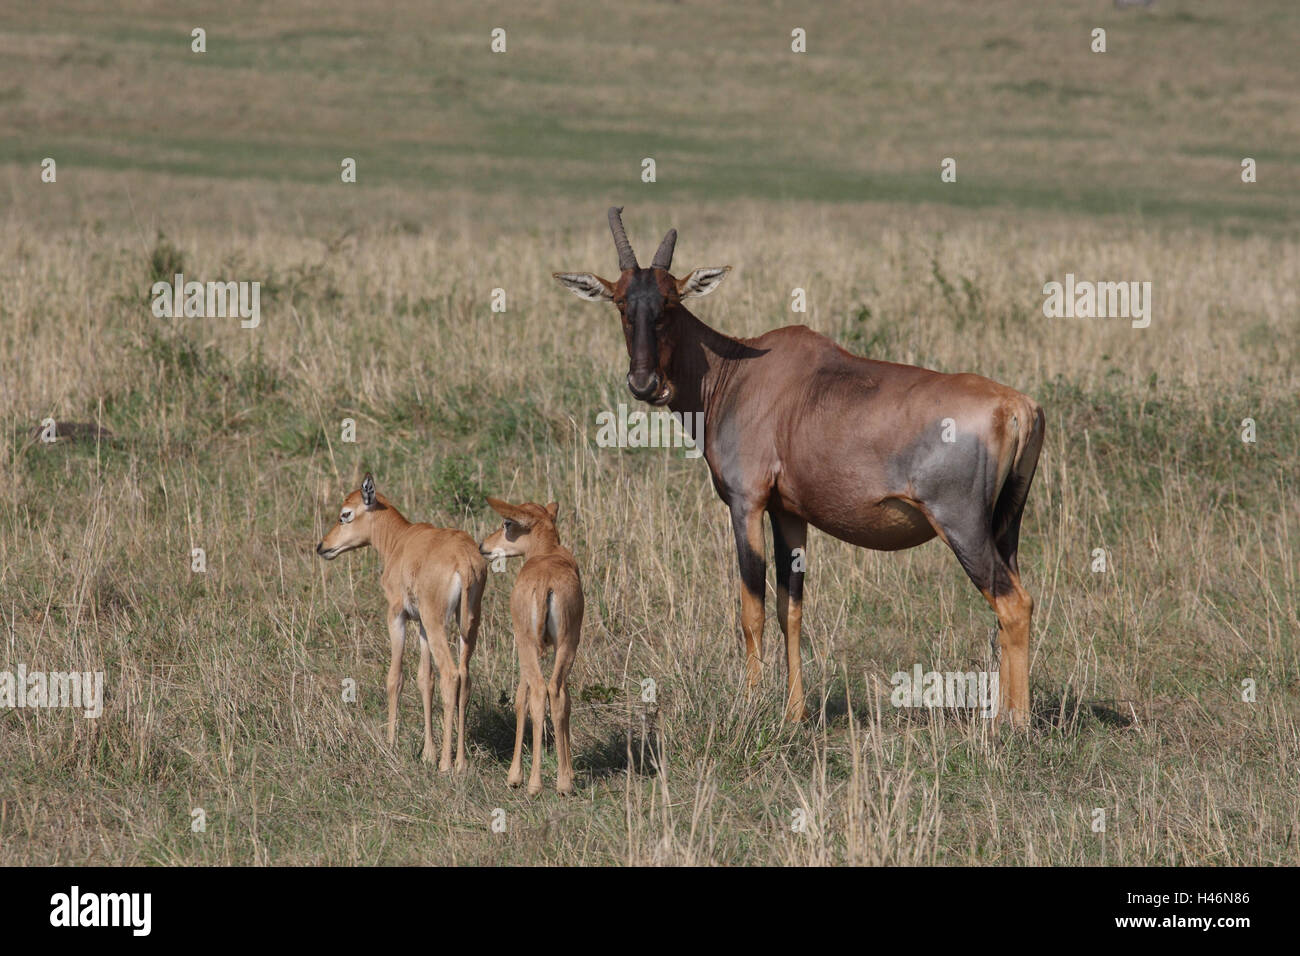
[651,228,677,270]
[607,206,638,271]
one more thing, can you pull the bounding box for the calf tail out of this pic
[458,553,486,636]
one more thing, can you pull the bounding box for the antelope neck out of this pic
[369,501,412,565]
[520,525,562,559]
[664,307,749,421]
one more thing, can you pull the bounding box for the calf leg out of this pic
[454,582,481,772]
[438,661,460,772]
[385,608,407,745]
[525,651,548,798]
[507,675,528,788]
[548,634,577,795]
[514,635,548,796]
[417,620,459,772]
[770,509,809,722]
[416,630,436,763]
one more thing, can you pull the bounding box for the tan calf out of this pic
[317,473,487,771]
[479,497,583,796]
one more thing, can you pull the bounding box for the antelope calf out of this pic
[316,473,487,771]
[479,497,583,796]
[555,208,1045,727]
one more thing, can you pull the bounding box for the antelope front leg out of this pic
[730,504,767,693]
[771,510,809,722]
[385,610,407,746]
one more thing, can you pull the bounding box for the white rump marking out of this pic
[544,591,559,645]
[445,572,463,630]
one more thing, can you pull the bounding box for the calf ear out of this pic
[486,496,517,519]
[553,272,615,302]
[677,266,731,299]
[545,501,559,521]
[361,473,376,507]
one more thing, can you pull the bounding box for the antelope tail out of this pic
[1015,398,1046,481]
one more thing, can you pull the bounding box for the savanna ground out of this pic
[1,1,1297,865]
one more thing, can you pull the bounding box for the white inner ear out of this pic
[554,273,613,301]
[681,266,731,299]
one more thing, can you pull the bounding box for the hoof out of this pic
[527,781,543,797]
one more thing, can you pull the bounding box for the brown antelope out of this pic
[554,208,1045,727]
[316,473,487,770]
[479,497,583,795]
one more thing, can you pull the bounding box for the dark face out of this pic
[615,268,678,405]
[552,208,730,408]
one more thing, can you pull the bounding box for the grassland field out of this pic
[1,0,1297,865]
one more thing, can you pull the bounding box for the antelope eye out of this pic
[340,510,353,523]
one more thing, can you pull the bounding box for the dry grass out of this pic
[2,205,1297,864]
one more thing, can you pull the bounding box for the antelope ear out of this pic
[486,496,519,519]
[545,501,559,521]
[361,473,376,508]
[553,272,615,302]
[677,266,731,299]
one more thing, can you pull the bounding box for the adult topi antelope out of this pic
[316,473,487,770]
[479,498,583,795]
[554,208,1045,726]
